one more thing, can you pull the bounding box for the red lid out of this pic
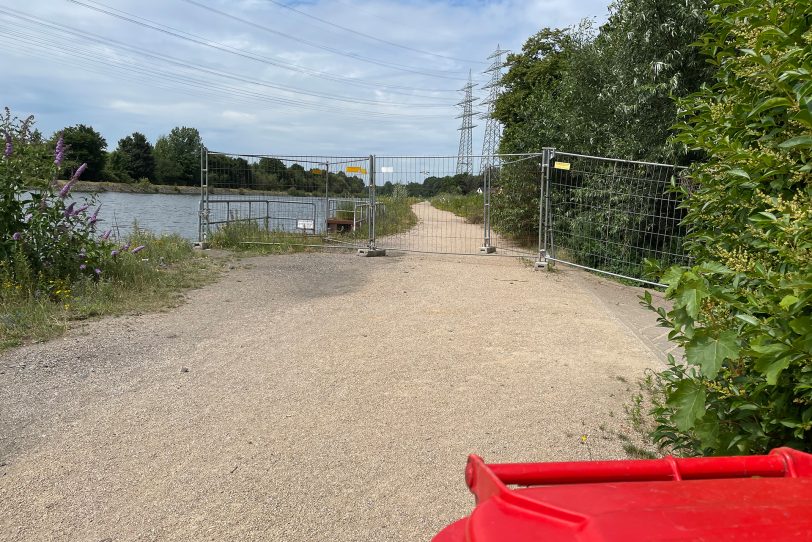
[434,448,812,542]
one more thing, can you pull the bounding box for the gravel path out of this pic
[0,248,663,541]
[379,201,534,256]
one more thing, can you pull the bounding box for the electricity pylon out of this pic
[479,45,508,173]
[455,70,477,175]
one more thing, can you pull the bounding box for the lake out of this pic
[70,191,359,241]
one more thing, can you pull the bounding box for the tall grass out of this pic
[374,196,418,237]
[0,230,218,351]
[209,220,323,254]
[430,193,484,224]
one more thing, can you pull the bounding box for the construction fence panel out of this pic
[544,151,691,286]
[372,154,541,257]
[200,150,372,249]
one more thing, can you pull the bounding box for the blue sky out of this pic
[1,0,610,156]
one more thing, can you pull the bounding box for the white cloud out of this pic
[220,110,257,123]
[0,0,611,155]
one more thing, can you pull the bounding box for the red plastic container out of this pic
[434,448,812,541]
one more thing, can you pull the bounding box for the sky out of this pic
[1,0,610,157]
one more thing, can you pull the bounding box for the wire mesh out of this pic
[201,151,371,247]
[545,152,691,285]
[373,154,541,256]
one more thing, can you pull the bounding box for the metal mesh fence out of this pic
[373,154,540,256]
[199,148,691,284]
[544,151,691,285]
[201,151,371,247]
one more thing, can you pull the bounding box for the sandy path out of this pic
[378,201,534,256]
[0,251,662,541]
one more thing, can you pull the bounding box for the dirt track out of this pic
[0,206,666,541]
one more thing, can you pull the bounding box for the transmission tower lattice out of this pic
[455,70,477,175]
[479,45,508,173]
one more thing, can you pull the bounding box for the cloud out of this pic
[0,0,611,155]
[221,110,257,124]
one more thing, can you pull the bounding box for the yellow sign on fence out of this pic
[553,161,571,171]
[311,169,323,174]
[346,166,367,174]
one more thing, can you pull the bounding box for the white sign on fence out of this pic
[381,166,394,173]
[297,219,315,231]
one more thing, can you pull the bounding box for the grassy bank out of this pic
[209,196,418,253]
[210,222,325,255]
[431,193,484,224]
[0,231,220,351]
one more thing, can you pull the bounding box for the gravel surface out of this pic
[1,213,666,541]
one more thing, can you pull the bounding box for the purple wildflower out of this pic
[120,243,130,252]
[89,205,102,225]
[54,135,65,166]
[111,249,120,258]
[80,263,87,271]
[64,202,76,218]
[94,268,101,275]
[71,163,87,180]
[3,132,11,158]
[73,204,89,216]
[101,229,112,240]
[58,178,77,198]
[12,232,22,241]
[131,245,146,254]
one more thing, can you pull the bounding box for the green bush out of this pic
[1,109,116,288]
[644,0,811,455]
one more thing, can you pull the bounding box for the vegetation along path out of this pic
[1,250,665,541]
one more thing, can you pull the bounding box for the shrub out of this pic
[1,108,149,295]
[644,1,811,455]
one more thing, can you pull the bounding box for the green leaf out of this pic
[779,295,799,310]
[726,168,751,179]
[778,135,812,148]
[789,316,812,335]
[749,97,792,117]
[661,266,684,289]
[750,342,790,356]
[685,331,740,378]
[667,380,706,432]
[754,355,792,385]
[735,314,760,326]
[678,287,702,318]
[699,261,733,274]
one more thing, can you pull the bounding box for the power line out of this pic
[0,18,451,120]
[63,0,461,95]
[261,0,486,65]
[178,0,470,81]
[1,8,455,110]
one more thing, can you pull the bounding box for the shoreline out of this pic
[55,180,294,197]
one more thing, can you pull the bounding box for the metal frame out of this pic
[538,149,690,286]
[199,148,690,283]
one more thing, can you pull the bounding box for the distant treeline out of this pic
[207,155,366,196]
[378,172,484,198]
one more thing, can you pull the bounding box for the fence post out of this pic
[535,147,554,269]
[359,155,385,256]
[196,145,209,247]
[324,161,329,235]
[480,166,496,254]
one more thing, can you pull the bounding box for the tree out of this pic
[153,126,202,185]
[646,0,811,455]
[113,132,155,181]
[57,124,107,181]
